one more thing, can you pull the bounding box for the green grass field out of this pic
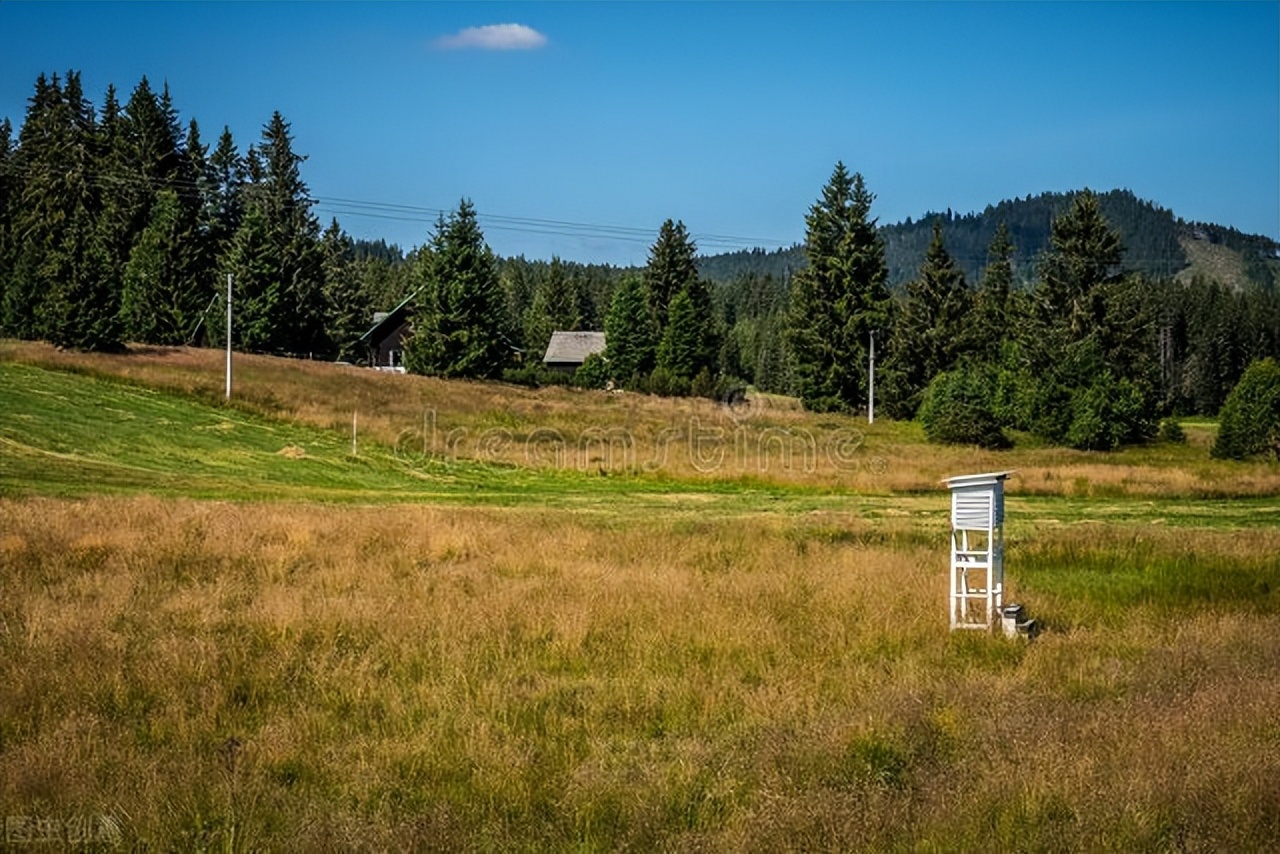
[2,343,1278,852]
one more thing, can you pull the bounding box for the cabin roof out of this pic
[542,331,606,365]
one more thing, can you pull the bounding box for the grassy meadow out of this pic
[2,341,1278,852]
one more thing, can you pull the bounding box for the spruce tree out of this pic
[1037,189,1123,342]
[119,188,206,344]
[224,112,325,355]
[403,200,511,378]
[208,126,246,263]
[644,219,698,332]
[219,205,277,350]
[12,71,122,350]
[1212,357,1280,459]
[881,220,974,418]
[787,163,891,412]
[603,274,658,386]
[0,118,15,323]
[93,82,133,298]
[656,277,718,383]
[3,73,59,337]
[118,76,182,249]
[974,222,1015,361]
[320,219,368,362]
[259,111,326,355]
[501,257,537,343]
[1012,191,1158,448]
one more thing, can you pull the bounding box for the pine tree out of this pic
[603,274,658,386]
[644,219,698,332]
[787,163,891,412]
[403,200,511,378]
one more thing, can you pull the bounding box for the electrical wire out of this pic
[0,160,796,253]
[2,159,1262,267]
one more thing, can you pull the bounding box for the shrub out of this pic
[573,353,610,390]
[1065,373,1149,451]
[1157,417,1186,444]
[647,366,691,398]
[918,364,1010,449]
[1212,357,1280,460]
[690,368,718,400]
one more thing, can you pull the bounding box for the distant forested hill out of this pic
[697,189,1280,293]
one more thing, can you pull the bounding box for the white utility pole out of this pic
[225,273,233,400]
[868,329,876,425]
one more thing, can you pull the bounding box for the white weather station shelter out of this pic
[943,471,1013,631]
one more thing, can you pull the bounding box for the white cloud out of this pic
[433,23,548,51]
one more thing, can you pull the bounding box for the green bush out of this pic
[1157,417,1186,444]
[647,366,691,398]
[918,364,1010,449]
[1212,357,1280,460]
[1065,373,1149,451]
[690,368,718,400]
[572,353,610,390]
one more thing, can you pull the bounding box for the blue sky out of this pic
[2,1,1277,266]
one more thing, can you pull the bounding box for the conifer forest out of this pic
[3,71,1278,454]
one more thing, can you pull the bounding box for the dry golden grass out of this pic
[3,496,1277,851]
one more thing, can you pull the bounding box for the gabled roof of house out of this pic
[358,288,422,345]
[543,331,606,365]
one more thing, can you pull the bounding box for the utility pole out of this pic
[225,273,233,400]
[868,329,876,425]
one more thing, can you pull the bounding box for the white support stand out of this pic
[944,471,1013,631]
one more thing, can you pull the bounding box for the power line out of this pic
[1,161,798,252]
[4,160,1259,266]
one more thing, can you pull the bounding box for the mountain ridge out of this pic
[695,188,1280,293]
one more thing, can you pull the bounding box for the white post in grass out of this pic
[225,273,233,400]
[868,329,876,425]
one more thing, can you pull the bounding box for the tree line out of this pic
[0,71,424,357]
[777,163,1279,454]
[2,72,1276,455]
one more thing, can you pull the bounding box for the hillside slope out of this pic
[4,340,1279,507]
